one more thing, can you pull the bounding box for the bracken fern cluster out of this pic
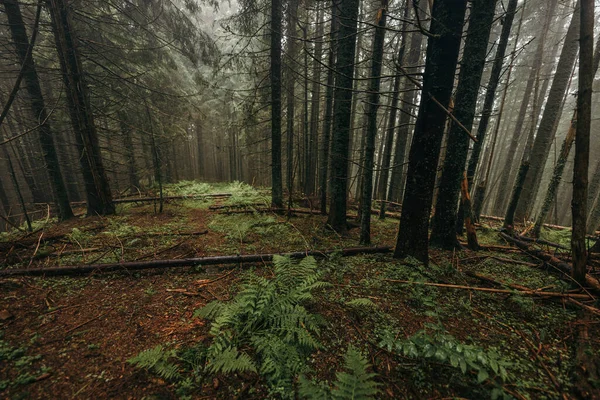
[194,255,329,395]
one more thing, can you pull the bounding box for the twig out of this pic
[64,309,112,335]
[382,279,592,299]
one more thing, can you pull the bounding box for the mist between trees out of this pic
[0,0,598,283]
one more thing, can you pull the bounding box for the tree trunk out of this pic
[493,0,558,216]
[285,0,298,202]
[572,0,593,285]
[270,0,284,208]
[359,0,387,245]
[319,2,338,215]
[47,0,114,216]
[378,4,410,220]
[2,0,74,221]
[429,0,497,249]
[326,0,360,234]
[513,0,581,221]
[387,5,426,204]
[394,0,467,264]
[456,0,519,233]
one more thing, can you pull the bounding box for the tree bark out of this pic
[319,2,338,215]
[270,0,284,208]
[493,0,558,216]
[2,0,74,221]
[513,0,581,221]
[394,0,468,264]
[456,0,519,234]
[572,0,593,285]
[359,0,387,245]
[429,0,497,249]
[47,0,114,216]
[326,0,360,234]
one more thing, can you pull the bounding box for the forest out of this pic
[0,0,600,398]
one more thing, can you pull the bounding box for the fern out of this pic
[345,298,378,310]
[128,345,181,381]
[379,325,512,384]
[298,346,379,400]
[195,255,327,395]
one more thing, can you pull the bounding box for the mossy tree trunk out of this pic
[394,0,468,264]
[359,0,388,245]
[326,0,360,234]
[429,0,497,249]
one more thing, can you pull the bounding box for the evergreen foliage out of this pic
[195,255,328,394]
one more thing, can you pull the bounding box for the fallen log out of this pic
[113,193,231,204]
[0,246,392,277]
[499,232,600,292]
[382,279,592,300]
[513,234,568,250]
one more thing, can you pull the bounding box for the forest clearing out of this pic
[1,0,600,398]
[1,182,599,399]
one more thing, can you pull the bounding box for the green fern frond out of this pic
[128,345,181,381]
[345,298,378,310]
[207,347,257,374]
[331,346,379,400]
[298,375,332,400]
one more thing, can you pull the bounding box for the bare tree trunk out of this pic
[394,0,467,264]
[47,0,114,216]
[270,0,284,208]
[513,0,581,221]
[2,0,74,220]
[359,0,387,245]
[572,0,593,284]
[326,0,360,233]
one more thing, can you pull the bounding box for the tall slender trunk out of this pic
[270,0,283,208]
[387,4,426,204]
[429,0,497,249]
[47,0,114,216]
[359,0,387,245]
[456,0,519,233]
[378,4,410,219]
[513,0,581,220]
[493,0,558,215]
[572,0,593,284]
[2,0,73,220]
[306,5,324,196]
[326,0,360,233]
[319,2,339,214]
[394,0,468,264]
[534,35,600,237]
[285,0,298,203]
[0,130,31,231]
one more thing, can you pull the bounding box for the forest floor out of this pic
[1,181,599,399]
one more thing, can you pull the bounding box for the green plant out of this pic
[67,228,93,247]
[195,255,328,395]
[128,345,180,381]
[298,346,380,400]
[379,323,512,389]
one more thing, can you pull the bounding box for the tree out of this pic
[47,0,114,216]
[394,0,468,264]
[492,0,559,216]
[2,0,74,221]
[572,0,593,284]
[319,1,338,215]
[456,0,519,233]
[512,0,581,221]
[429,0,497,249]
[326,0,360,233]
[270,0,284,208]
[359,0,388,245]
